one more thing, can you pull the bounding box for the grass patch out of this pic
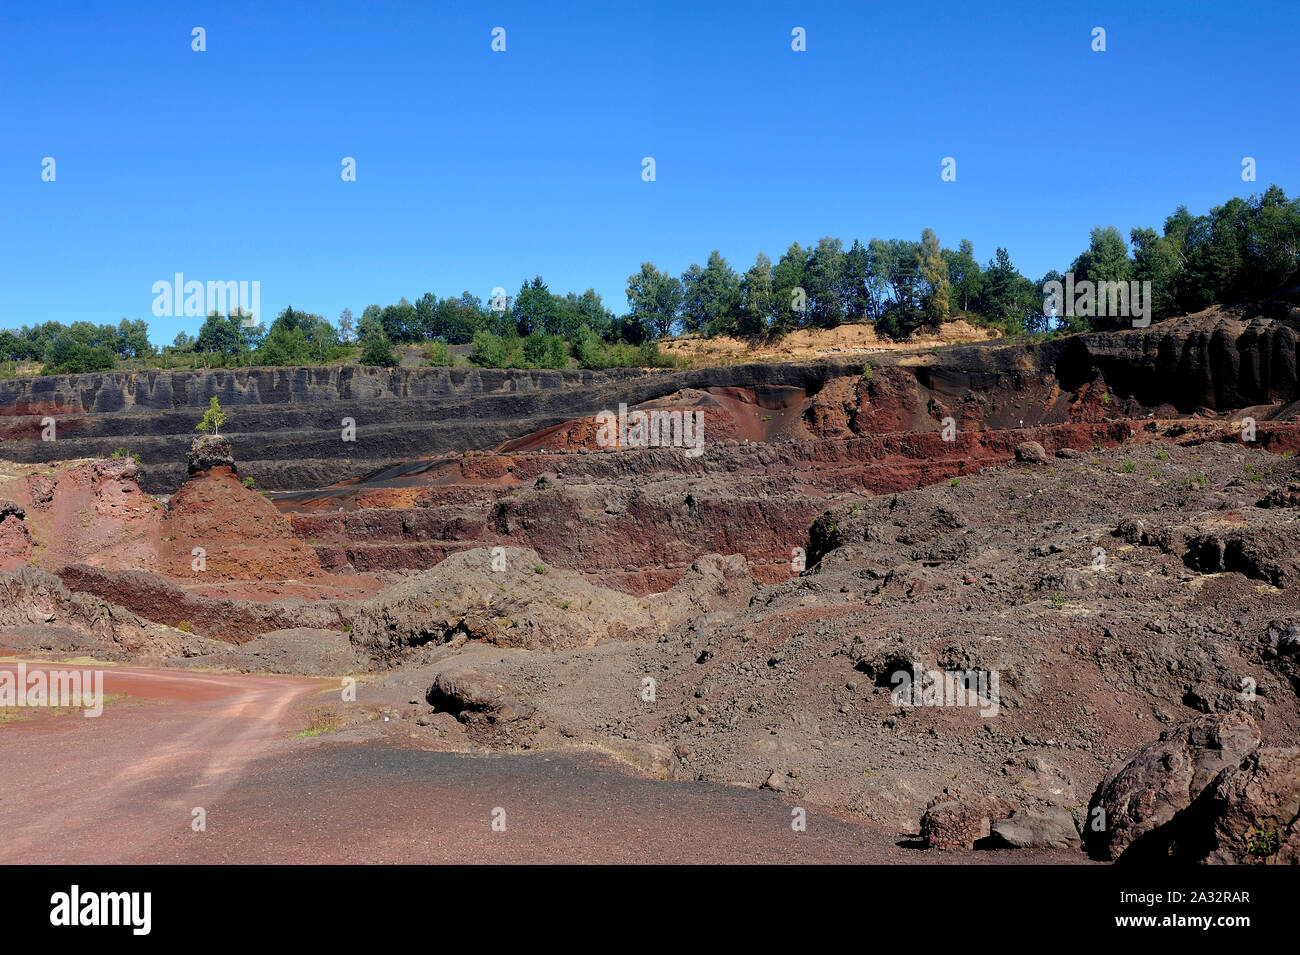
[290,711,345,740]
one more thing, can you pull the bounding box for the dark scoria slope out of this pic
[0,304,1297,495]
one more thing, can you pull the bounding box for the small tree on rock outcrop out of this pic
[196,396,228,436]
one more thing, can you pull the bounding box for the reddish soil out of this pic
[0,661,1075,864]
[2,305,1299,864]
[0,662,327,862]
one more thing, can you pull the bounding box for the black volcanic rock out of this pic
[189,435,236,475]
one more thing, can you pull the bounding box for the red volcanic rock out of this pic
[920,795,1016,850]
[55,564,356,644]
[1084,713,1260,861]
[160,467,322,582]
[9,459,162,571]
[1203,747,1300,864]
[0,566,221,660]
[0,499,33,571]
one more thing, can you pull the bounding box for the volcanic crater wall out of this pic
[0,310,1296,498]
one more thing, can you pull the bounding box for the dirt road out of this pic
[0,662,1082,864]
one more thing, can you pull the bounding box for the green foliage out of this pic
[195,396,227,435]
[257,306,347,365]
[571,324,679,369]
[42,339,117,374]
[195,311,254,358]
[469,330,523,368]
[917,228,951,324]
[625,262,684,338]
[423,341,453,366]
[7,186,1297,379]
[359,330,398,367]
[469,331,568,369]
[1246,828,1279,858]
[514,276,560,336]
[680,250,742,335]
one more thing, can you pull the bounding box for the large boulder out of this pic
[1085,712,1260,861]
[1200,748,1300,865]
[919,795,1015,850]
[991,807,1082,849]
[427,664,533,724]
[188,434,236,476]
[1014,440,1049,464]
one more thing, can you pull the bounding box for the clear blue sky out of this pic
[3,0,1298,343]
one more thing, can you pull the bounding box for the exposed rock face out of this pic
[56,565,355,644]
[1085,713,1260,861]
[1055,308,1300,413]
[1084,711,1300,865]
[188,434,236,475]
[160,466,323,582]
[2,308,1300,852]
[1201,747,1300,864]
[348,547,757,665]
[349,547,656,664]
[1,308,1296,495]
[0,566,222,660]
[0,498,32,571]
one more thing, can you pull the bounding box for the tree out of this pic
[116,318,154,358]
[195,312,251,358]
[944,239,983,313]
[1130,227,1181,321]
[917,228,951,324]
[1035,269,1065,332]
[359,329,398,366]
[805,238,846,328]
[513,276,559,336]
[43,339,116,373]
[840,239,873,321]
[195,396,228,436]
[871,238,923,337]
[1069,226,1133,329]
[681,250,742,336]
[626,263,683,338]
[379,297,419,343]
[337,308,355,343]
[770,242,809,332]
[556,289,614,340]
[738,252,774,336]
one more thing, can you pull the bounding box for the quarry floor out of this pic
[0,661,1080,864]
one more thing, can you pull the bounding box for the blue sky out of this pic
[2,0,1298,343]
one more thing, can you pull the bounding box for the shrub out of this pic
[424,341,453,367]
[359,332,398,367]
[43,340,117,374]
